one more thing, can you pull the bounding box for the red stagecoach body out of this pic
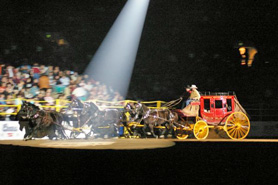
[174,92,250,140]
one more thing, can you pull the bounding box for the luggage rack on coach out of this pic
[200,91,236,96]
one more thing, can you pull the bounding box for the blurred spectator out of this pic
[32,63,40,79]
[22,73,30,82]
[6,65,16,78]
[12,87,20,98]
[65,70,71,78]
[0,82,6,94]
[29,84,39,98]
[0,64,6,77]
[70,71,78,83]
[15,94,23,105]
[24,88,34,99]
[53,66,60,77]
[47,65,53,74]
[37,91,45,102]
[6,94,14,105]
[17,80,25,91]
[19,64,31,74]
[0,61,124,113]
[44,91,55,106]
[0,93,6,104]
[72,85,87,101]
[25,77,33,89]
[48,71,55,85]
[84,80,93,91]
[57,93,68,106]
[40,64,48,74]
[59,73,70,86]
[38,73,50,91]
[13,72,21,84]
[79,79,86,87]
[1,76,8,83]
[33,78,39,87]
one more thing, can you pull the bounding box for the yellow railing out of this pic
[0,99,167,116]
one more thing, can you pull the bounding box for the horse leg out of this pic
[113,122,119,138]
[24,133,33,141]
[149,124,158,139]
[57,125,68,140]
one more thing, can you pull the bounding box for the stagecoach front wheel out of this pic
[175,126,189,139]
[224,112,250,140]
[193,120,209,140]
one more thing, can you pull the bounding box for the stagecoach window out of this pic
[226,99,232,112]
[204,99,210,112]
[215,100,223,108]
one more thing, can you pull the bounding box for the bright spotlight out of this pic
[85,0,150,98]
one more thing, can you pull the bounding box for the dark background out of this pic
[1,142,278,185]
[1,0,278,106]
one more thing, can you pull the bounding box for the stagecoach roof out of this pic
[200,91,236,96]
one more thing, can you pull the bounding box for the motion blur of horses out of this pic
[16,98,183,140]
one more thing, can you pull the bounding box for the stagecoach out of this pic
[173,92,250,140]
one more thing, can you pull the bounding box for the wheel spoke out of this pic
[240,125,249,129]
[225,112,250,140]
[229,128,236,137]
[238,128,245,138]
[240,120,249,126]
[227,124,236,128]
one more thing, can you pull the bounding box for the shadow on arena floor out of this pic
[1,141,278,185]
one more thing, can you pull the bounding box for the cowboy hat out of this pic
[190,85,198,89]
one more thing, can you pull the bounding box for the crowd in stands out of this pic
[0,62,124,120]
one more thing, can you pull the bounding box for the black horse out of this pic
[16,101,37,140]
[65,98,94,138]
[25,103,68,140]
[68,98,123,138]
[85,101,123,138]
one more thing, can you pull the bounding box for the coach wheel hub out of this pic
[235,123,241,129]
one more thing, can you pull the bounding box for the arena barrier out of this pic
[0,98,166,117]
[0,121,24,140]
[0,120,278,140]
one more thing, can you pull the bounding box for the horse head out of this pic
[69,98,84,112]
[17,100,29,119]
[26,103,41,119]
[81,102,99,117]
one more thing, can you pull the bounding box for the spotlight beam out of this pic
[85,0,150,98]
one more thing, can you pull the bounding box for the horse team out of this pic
[17,98,184,140]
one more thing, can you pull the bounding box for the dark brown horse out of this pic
[25,103,68,140]
[126,102,179,138]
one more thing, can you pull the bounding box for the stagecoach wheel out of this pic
[224,112,250,140]
[193,120,209,140]
[175,126,189,139]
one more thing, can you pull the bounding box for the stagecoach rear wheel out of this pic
[224,112,250,140]
[193,120,209,140]
[175,126,189,139]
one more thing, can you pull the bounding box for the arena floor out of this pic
[1,138,278,150]
[1,138,278,185]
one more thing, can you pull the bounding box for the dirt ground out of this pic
[1,138,278,150]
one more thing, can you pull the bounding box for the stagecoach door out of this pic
[200,98,215,123]
[200,97,226,124]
